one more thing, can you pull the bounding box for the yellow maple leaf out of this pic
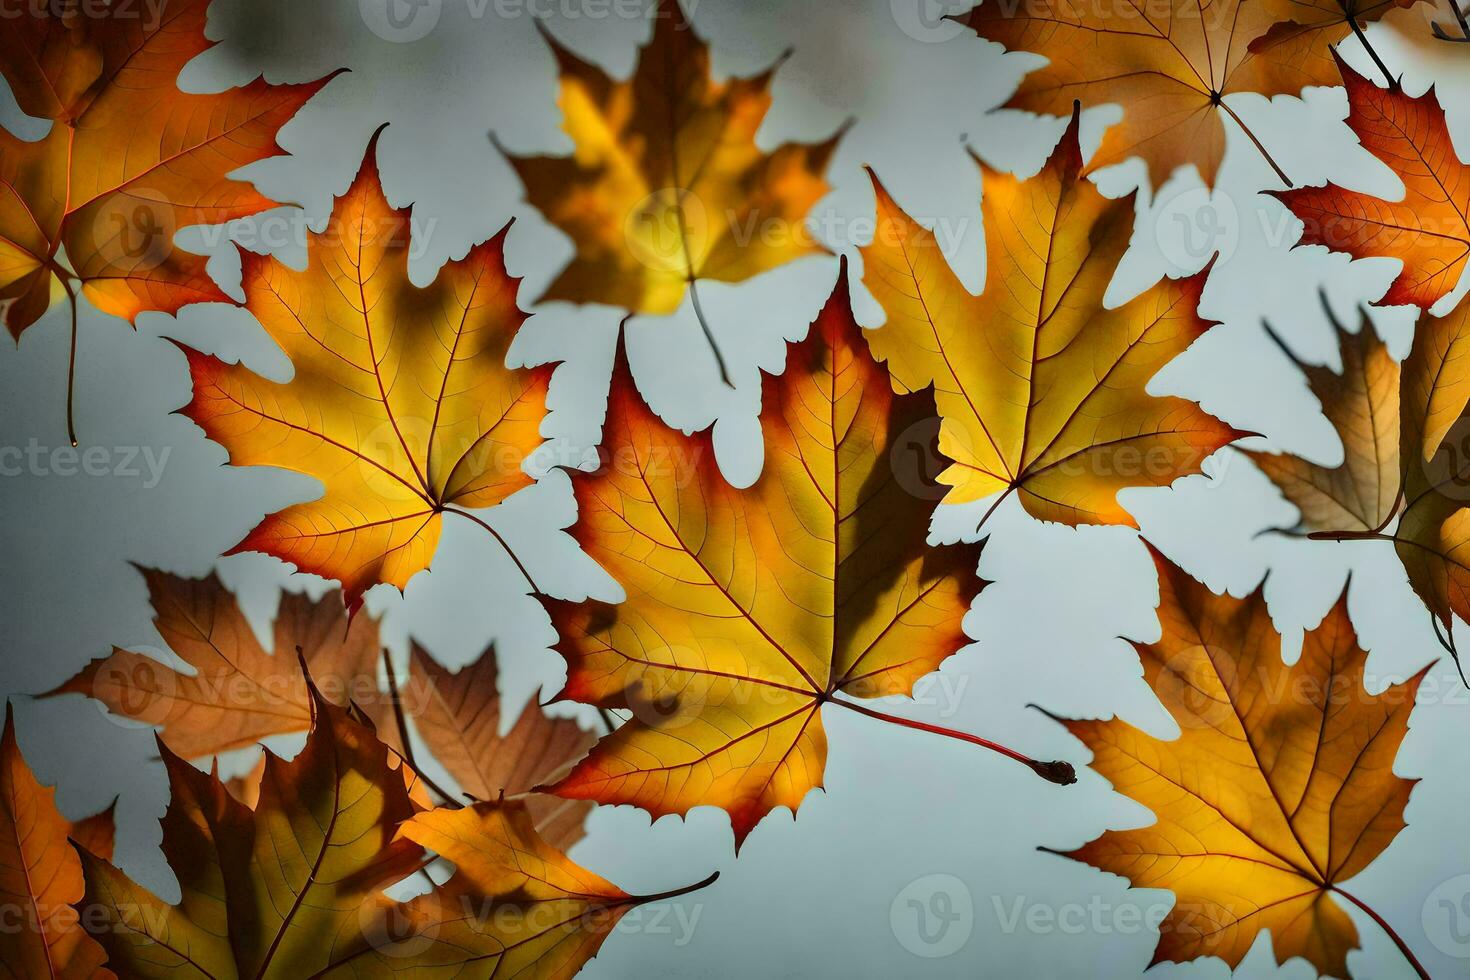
[861,108,1240,523]
[177,132,549,611]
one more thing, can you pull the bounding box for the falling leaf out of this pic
[177,132,550,611]
[0,705,114,979]
[504,0,840,315]
[955,0,1417,188]
[535,263,1026,849]
[44,566,381,758]
[375,800,718,980]
[861,109,1239,522]
[403,644,597,849]
[502,0,842,382]
[1247,298,1401,532]
[1049,548,1427,978]
[79,684,426,977]
[1272,56,1470,309]
[0,0,336,438]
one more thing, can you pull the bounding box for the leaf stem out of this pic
[1346,18,1397,89]
[975,485,1016,538]
[626,869,721,906]
[1331,887,1431,980]
[382,647,462,808]
[826,694,1077,785]
[443,507,541,594]
[687,277,733,388]
[1306,529,1398,542]
[1217,99,1293,188]
[59,276,80,447]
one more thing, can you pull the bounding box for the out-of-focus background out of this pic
[3,1,1469,976]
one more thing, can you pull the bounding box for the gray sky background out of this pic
[2,1,1469,977]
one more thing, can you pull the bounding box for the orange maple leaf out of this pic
[0,0,336,438]
[861,109,1240,524]
[955,0,1420,188]
[0,705,115,979]
[177,133,550,611]
[1048,549,1430,978]
[538,264,1071,850]
[44,565,382,758]
[1272,56,1470,310]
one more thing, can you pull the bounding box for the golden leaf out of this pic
[861,109,1239,521]
[537,264,1026,849]
[1051,549,1426,978]
[178,134,549,611]
[502,0,841,317]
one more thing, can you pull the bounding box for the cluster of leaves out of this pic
[1,0,1465,977]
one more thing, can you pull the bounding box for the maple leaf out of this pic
[861,108,1240,524]
[501,0,843,382]
[79,683,426,978]
[372,800,718,980]
[954,0,1418,188]
[1252,291,1470,675]
[0,705,115,979]
[43,565,382,758]
[1247,297,1401,533]
[1271,56,1470,310]
[1048,549,1429,978]
[402,643,597,850]
[177,132,550,611]
[0,0,336,438]
[80,681,715,978]
[538,262,1072,850]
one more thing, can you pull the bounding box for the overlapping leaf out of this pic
[538,264,992,848]
[80,684,710,979]
[80,687,425,977]
[178,135,550,611]
[503,0,841,316]
[956,0,1418,188]
[1253,290,1470,653]
[1273,56,1470,309]
[1247,300,1401,532]
[0,0,334,338]
[376,800,716,980]
[861,110,1239,522]
[1050,549,1426,978]
[0,705,114,979]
